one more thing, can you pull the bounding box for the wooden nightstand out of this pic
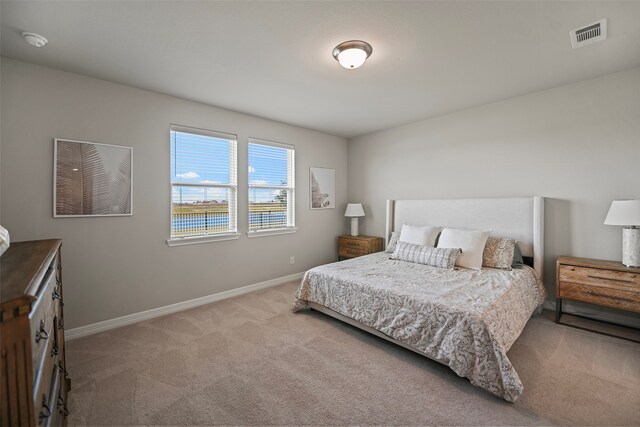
[556,256,640,342]
[338,235,384,260]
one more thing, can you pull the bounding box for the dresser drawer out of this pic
[35,364,61,427]
[32,318,59,404]
[559,265,640,290]
[28,268,59,380]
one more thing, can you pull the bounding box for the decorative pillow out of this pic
[512,242,525,268]
[386,231,400,253]
[437,228,491,270]
[391,241,461,269]
[399,223,442,247]
[0,225,9,257]
[482,236,516,270]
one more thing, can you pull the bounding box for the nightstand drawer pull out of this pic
[587,275,634,284]
[586,290,632,303]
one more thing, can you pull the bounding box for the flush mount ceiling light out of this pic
[22,32,48,48]
[332,40,372,69]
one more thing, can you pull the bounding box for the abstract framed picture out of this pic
[309,167,335,209]
[54,138,133,217]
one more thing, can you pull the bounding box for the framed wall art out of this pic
[54,138,133,217]
[309,167,335,209]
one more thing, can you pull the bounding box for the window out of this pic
[248,138,295,236]
[168,125,238,245]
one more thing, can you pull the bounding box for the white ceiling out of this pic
[2,1,640,138]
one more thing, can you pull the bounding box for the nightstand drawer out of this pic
[558,282,640,312]
[338,238,368,251]
[558,265,640,291]
[339,247,366,258]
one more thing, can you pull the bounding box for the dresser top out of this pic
[1,239,62,308]
[557,256,640,274]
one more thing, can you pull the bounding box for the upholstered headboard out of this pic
[385,197,544,278]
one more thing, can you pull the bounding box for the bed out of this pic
[293,197,546,402]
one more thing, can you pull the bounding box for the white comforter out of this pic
[294,252,546,402]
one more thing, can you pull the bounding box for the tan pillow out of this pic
[482,236,516,270]
[386,231,400,253]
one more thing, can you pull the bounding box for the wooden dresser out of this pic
[338,235,384,260]
[1,239,69,426]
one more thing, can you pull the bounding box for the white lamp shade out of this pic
[345,203,365,217]
[604,200,640,226]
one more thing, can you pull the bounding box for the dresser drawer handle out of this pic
[58,362,70,378]
[58,319,64,330]
[586,290,632,303]
[57,392,68,416]
[51,344,59,358]
[35,320,49,342]
[52,287,64,305]
[587,275,634,284]
[38,398,51,424]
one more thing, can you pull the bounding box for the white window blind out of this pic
[170,125,237,241]
[248,139,295,233]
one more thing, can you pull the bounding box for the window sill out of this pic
[166,233,240,247]
[247,227,297,238]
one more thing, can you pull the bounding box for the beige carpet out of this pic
[66,281,640,426]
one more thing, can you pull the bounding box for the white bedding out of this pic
[294,252,546,401]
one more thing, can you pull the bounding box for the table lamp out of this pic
[604,200,640,267]
[345,203,365,237]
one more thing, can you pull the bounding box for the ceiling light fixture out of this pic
[22,32,48,48]
[332,40,372,70]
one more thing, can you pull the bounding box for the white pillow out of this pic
[437,228,491,270]
[399,223,442,247]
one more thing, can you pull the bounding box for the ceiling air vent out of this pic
[570,19,607,49]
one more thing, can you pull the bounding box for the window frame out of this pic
[247,138,296,238]
[167,124,239,247]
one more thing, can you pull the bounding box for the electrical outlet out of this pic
[289,256,295,265]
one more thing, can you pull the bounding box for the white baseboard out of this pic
[66,271,305,340]
[543,299,640,329]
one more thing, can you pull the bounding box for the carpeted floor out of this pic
[66,281,640,426]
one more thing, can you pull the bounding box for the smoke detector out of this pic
[570,19,607,49]
[22,32,48,48]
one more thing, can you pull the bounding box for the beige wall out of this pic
[1,58,348,329]
[348,67,640,325]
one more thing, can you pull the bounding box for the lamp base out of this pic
[622,227,640,268]
[350,218,359,237]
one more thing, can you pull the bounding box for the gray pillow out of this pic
[512,242,525,268]
[386,231,400,253]
[391,241,461,269]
